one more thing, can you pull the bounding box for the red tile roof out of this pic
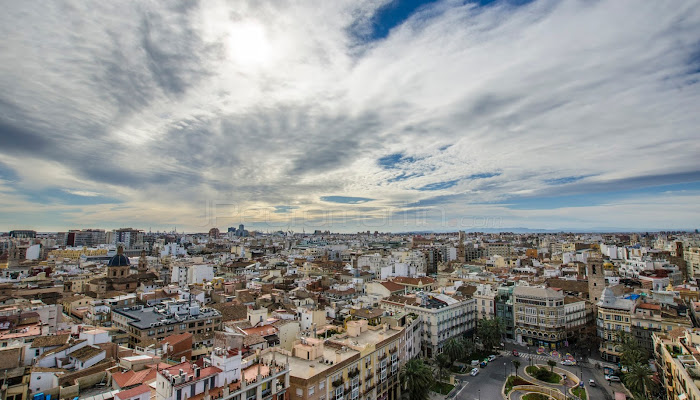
[113,368,157,389]
[160,332,192,346]
[380,281,405,292]
[391,276,435,286]
[115,384,150,400]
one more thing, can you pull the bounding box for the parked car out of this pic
[480,361,487,368]
[512,350,520,357]
[589,379,596,387]
[471,360,479,367]
[605,375,621,382]
[471,368,479,376]
[488,355,497,362]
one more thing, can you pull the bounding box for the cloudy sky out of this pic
[1,0,699,233]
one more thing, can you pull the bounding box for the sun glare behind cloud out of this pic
[227,21,271,68]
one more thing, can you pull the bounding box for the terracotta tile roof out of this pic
[380,281,405,292]
[68,345,104,362]
[638,303,661,310]
[669,327,686,340]
[210,303,248,322]
[115,384,150,400]
[546,278,589,294]
[160,332,192,346]
[241,325,278,337]
[243,334,266,346]
[391,276,435,286]
[112,368,157,389]
[31,333,70,348]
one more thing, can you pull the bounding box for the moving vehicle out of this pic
[588,379,596,387]
[560,360,576,366]
[488,355,497,362]
[512,350,519,357]
[471,368,479,376]
[605,375,621,382]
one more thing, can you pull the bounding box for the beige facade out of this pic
[653,328,700,400]
[267,320,406,400]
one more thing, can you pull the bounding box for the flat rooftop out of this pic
[263,326,404,380]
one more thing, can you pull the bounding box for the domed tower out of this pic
[108,246,130,278]
[137,250,148,274]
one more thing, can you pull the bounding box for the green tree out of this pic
[443,337,463,364]
[460,337,475,360]
[547,360,556,372]
[512,359,521,377]
[435,353,451,381]
[619,333,648,367]
[623,362,655,397]
[477,317,504,351]
[400,358,434,400]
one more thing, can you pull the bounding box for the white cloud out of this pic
[0,0,699,231]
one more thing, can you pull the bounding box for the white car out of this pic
[488,355,497,362]
[605,375,621,382]
[470,368,479,376]
[560,360,576,366]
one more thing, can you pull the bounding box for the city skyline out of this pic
[2,0,700,232]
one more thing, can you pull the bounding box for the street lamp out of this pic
[504,362,506,379]
[478,389,481,400]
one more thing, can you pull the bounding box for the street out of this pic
[452,342,625,400]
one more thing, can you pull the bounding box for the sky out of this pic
[1,0,699,233]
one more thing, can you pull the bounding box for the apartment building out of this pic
[513,286,567,348]
[380,293,476,358]
[474,284,496,320]
[631,302,692,355]
[155,347,289,400]
[685,247,700,279]
[495,285,515,340]
[264,320,405,400]
[653,328,700,400]
[112,300,222,347]
[596,288,637,362]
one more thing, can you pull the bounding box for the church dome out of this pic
[108,246,130,267]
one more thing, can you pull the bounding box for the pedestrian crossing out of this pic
[499,350,563,363]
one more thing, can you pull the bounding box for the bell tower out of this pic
[137,250,148,274]
[586,257,605,303]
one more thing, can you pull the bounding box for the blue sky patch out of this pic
[418,179,459,191]
[321,196,374,204]
[467,172,501,179]
[544,175,590,185]
[502,180,700,210]
[378,152,417,169]
[273,205,298,214]
[24,187,122,206]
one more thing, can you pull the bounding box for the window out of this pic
[309,386,315,396]
[296,389,303,397]
[320,381,325,390]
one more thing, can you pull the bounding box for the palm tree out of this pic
[477,317,505,351]
[547,360,556,372]
[436,353,451,381]
[460,337,475,360]
[624,362,655,397]
[443,337,462,364]
[512,360,521,377]
[400,358,434,400]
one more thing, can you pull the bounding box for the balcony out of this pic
[333,378,344,388]
[348,368,360,379]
